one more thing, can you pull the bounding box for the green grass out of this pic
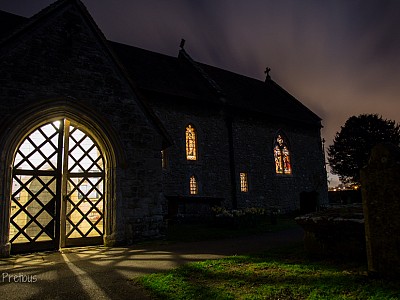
[135,243,400,300]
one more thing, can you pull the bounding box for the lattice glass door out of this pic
[10,119,105,253]
[10,121,63,253]
[63,122,105,247]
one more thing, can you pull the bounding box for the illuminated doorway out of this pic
[10,119,106,253]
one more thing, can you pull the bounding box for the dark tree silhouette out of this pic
[328,114,400,185]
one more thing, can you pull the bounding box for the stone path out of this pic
[0,227,303,299]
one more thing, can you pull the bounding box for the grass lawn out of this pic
[135,242,400,300]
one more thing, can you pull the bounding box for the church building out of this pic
[0,0,327,257]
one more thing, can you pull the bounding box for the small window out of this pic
[189,175,198,195]
[240,172,248,192]
[274,134,292,174]
[186,124,197,161]
[161,149,167,169]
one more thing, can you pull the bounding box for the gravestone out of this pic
[361,143,400,278]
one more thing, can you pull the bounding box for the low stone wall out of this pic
[295,204,365,260]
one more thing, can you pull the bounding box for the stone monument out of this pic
[361,143,400,278]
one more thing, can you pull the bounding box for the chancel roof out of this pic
[0,6,321,127]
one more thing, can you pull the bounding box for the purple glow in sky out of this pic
[1,0,400,186]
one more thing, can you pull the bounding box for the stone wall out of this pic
[233,115,328,212]
[0,2,165,256]
[149,92,328,214]
[148,94,232,206]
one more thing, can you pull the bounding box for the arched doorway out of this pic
[10,118,106,253]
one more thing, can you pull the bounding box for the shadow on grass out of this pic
[136,243,400,300]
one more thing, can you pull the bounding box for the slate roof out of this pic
[200,63,321,124]
[111,42,321,126]
[0,7,322,127]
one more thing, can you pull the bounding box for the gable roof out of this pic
[0,0,172,147]
[111,43,321,126]
[1,2,322,128]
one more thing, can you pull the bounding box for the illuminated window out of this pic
[189,175,198,195]
[274,134,292,174]
[186,124,197,160]
[161,149,167,169]
[240,172,248,192]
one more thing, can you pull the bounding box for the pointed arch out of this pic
[273,132,292,175]
[0,98,122,255]
[185,124,197,161]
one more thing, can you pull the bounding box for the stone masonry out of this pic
[361,143,400,278]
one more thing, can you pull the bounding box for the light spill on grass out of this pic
[135,244,400,300]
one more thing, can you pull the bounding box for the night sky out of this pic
[1,0,400,186]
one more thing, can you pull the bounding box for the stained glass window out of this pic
[189,175,198,195]
[240,172,248,192]
[186,124,197,160]
[274,134,292,174]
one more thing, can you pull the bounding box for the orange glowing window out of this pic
[185,124,197,160]
[274,134,292,174]
[189,175,198,195]
[240,172,248,192]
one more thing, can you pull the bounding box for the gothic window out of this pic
[240,172,248,192]
[185,124,197,161]
[189,175,198,195]
[274,134,292,174]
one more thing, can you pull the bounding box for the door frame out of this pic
[0,99,123,256]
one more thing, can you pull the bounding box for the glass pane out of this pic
[66,176,104,238]
[14,121,61,171]
[68,126,104,173]
[10,175,56,243]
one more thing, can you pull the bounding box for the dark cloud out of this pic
[2,0,400,186]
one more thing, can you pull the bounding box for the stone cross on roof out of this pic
[264,67,271,81]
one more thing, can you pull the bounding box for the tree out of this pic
[328,114,400,185]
